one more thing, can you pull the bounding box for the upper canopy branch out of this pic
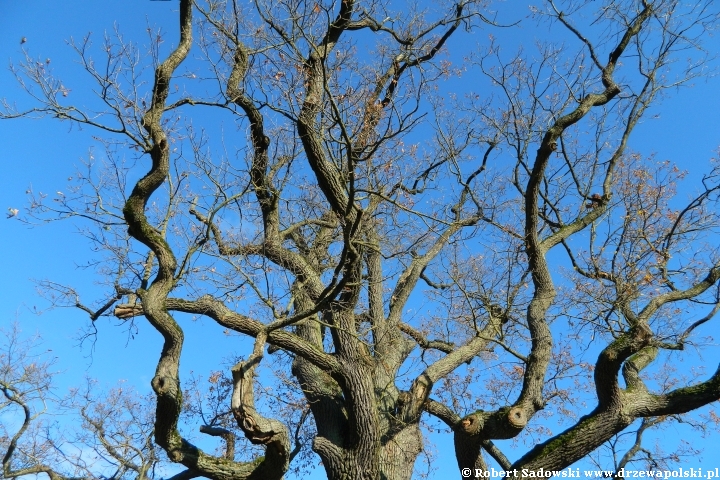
[516,0,654,417]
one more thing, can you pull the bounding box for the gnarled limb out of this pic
[230,332,292,479]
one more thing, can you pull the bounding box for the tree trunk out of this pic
[379,424,423,480]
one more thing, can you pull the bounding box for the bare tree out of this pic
[3,0,720,479]
[1,324,60,479]
[0,323,176,479]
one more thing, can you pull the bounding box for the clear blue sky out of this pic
[2,1,720,478]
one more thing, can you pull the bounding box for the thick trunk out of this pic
[318,424,422,480]
[324,456,376,480]
[379,424,423,480]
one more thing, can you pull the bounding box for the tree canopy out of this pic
[2,1,720,479]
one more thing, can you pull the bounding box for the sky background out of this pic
[2,1,720,478]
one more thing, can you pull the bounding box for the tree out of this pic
[3,0,720,479]
[0,323,169,479]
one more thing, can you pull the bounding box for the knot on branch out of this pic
[232,408,281,446]
[151,375,177,395]
[537,138,558,157]
[458,412,484,435]
[153,137,168,152]
[506,406,527,428]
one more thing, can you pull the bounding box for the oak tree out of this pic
[3,0,720,479]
